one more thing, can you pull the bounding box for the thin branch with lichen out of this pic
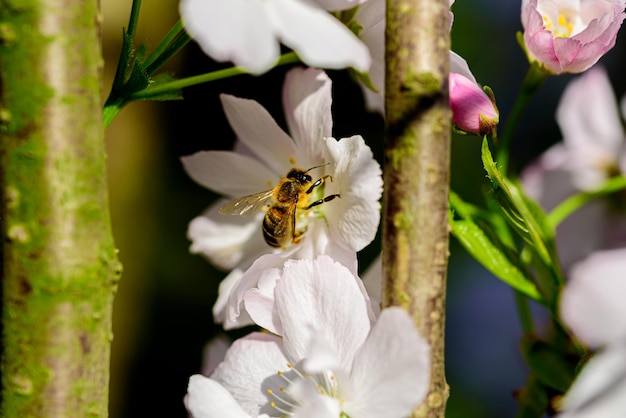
[383,0,451,417]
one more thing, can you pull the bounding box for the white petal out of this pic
[276,256,371,367]
[201,335,232,376]
[361,256,382,317]
[519,145,611,268]
[243,288,278,333]
[560,248,626,348]
[180,0,279,74]
[211,333,291,416]
[323,136,383,252]
[283,223,377,322]
[188,200,266,270]
[289,379,342,417]
[243,264,285,335]
[520,143,570,205]
[344,307,430,418]
[556,66,624,189]
[301,329,343,373]
[289,220,359,273]
[223,253,294,330]
[181,151,276,197]
[187,375,252,418]
[449,51,477,84]
[355,0,385,112]
[354,0,384,33]
[266,0,371,72]
[559,344,626,418]
[312,0,366,11]
[221,94,301,176]
[213,268,245,324]
[282,68,333,165]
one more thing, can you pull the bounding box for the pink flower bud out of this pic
[521,0,626,74]
[449,73,499,136]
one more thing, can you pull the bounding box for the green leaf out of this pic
[521,337,576,393]
[134,73,183,101]
[451,217,542,301]
[481,138,557,275]
[514,375,550,418]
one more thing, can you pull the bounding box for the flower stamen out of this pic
[267,387,298,410]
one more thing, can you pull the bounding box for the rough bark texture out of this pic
[383,0,451,417]
[0,1,120,416]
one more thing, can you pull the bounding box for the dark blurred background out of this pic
[102,1,626,417]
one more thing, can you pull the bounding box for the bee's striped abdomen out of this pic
[263,205,293,248]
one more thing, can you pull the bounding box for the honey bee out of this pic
[219,164,340,248]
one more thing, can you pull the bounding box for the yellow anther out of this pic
[267,389,273,394]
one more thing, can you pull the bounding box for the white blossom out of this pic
[521,66,626,267]
[186,256,430,418]
[558,248,626,417]
[182,68,382,328]
[180,0,370,74]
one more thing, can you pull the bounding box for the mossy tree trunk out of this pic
[383,0,451,417]
[0,1,120,416]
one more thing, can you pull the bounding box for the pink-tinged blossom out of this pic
[181,68,383,329]
[449,53,499,136]
[180,0,370,75]
[521,66,626,267]
[186,256,430,418]
[521,0,626,74]
[557,249,626,417]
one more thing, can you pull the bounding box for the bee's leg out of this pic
[292,231,304,244]
[305,193,340,210]
[305,175,334,194]
[292,224,308,244]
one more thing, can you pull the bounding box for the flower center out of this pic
[265,362,344,417]
[542,11,576,37]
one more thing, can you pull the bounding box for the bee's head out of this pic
[287,168,312,184]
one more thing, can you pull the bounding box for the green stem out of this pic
[144,20,191,75]
[127,0,141,40]
[547,175,626,228]
[110,0,142,90]
[103,52,301,128]
[515,291,535,335]
[496,64,549,174]
[103,0,142,126]
[102,96,126,129]
[128,52,301,101]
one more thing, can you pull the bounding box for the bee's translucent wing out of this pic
[219,189,274,216]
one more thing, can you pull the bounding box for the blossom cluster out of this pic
[175,0,626,416]
[181,65,432,416]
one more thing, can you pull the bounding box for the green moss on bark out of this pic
[1,1,119,416]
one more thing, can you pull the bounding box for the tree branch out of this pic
[1,1,120,416]
[383,0,451,416]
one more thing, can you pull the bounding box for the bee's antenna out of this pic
[305,162,331,173]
